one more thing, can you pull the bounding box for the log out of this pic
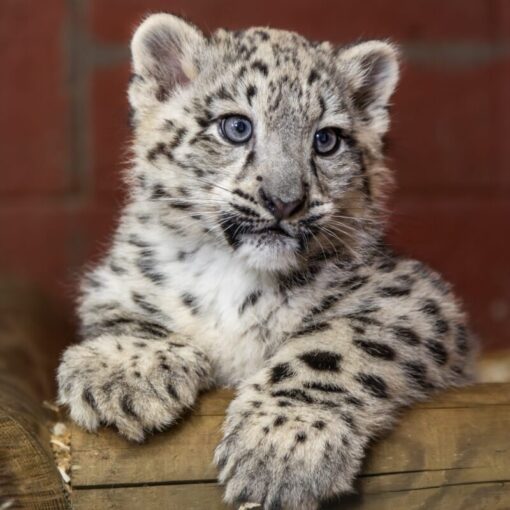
[70,383,510,510]
[0,281,71,509]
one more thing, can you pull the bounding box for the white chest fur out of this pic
[153,239,299,386]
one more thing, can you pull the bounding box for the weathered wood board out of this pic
[71,384,510,510]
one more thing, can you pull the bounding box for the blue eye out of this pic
[314,128,341,156]
[220,115,253,144]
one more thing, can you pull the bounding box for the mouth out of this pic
[219,212,296,248]
[251,224,293,238]
[219,211,322,271]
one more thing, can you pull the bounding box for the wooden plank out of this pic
[415,383,510,408]
[73,483,226,510]
[71,384,510,490]
[72,413,224,486]
[72,481,510,510]
[71,384,510,509]
[340,481,510,510]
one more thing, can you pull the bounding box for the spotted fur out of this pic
[57,14,477,510]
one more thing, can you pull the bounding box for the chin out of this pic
[236,234,301,273]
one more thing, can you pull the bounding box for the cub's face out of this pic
[129,15,399,272]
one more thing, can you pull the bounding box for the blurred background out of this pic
[0,0,509,383]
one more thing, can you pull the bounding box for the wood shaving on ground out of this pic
[49,418,72,493]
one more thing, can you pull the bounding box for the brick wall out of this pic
[0,0,508,351]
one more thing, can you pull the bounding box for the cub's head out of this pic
[129,14,399,272]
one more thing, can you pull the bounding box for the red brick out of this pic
[0,0,71,196]
[91,63,131,197]
[89,0,491,45]
[389,61,501,194]
[493,0,510,40]
[388,197,510,351]
[492,57,510,187]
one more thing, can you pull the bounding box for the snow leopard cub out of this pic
[57,13,476,510]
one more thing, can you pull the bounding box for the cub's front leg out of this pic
[215,304,474,509]
[215,330,369,510]
[58,334,212,441]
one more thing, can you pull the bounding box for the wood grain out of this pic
[0,281,70,509]
[71,384,510,510]
[73,481,510,510]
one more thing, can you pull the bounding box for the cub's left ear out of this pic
[338,41,399,133]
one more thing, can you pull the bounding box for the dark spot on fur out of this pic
[251,60,269,76]
[156,85,169,102]
[132,292,160,314]
[246,84,257,105]
[181,293,199,314]
[299,350,341,371]
[271,362,295,384]
[147,144,172,164]
[303,381,345,393]
[377,286,411,298]
[82,388,97,409]
[421,299,440,315]
[354,339,396,360]
[271,388,315,404]
[291,321,332,338]
[435,318,450,336]
[345,395,365,407]
[110,262,126,274]
[296,432,307,442]
[392,326,421,346]
[254,30,270,41]
[341,412,356,430]
[169,201,192,211]
[120,395,138,418]
[167,383,179,400]
[455,324,469,354]
[309,294,342,316]
[356,373,388,399]
[342,275,369,292]
[308,69,320,85]
[402,361,434,391]
[273,415,288,427]
[425,339,448,365]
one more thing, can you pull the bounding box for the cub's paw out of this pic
[214,383,365,510]
[57,335,211,441]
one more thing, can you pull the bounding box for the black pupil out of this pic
[317,131,330,145]
[235,120,247,133]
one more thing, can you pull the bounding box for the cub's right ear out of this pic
[129,13,205,108]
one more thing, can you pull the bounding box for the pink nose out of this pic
[259,189,307,220]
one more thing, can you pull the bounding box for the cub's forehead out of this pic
[210,26,336,72]
[186,27,349,130]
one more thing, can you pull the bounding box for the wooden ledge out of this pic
[70,384,510,510]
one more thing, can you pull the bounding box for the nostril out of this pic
[259,188,307,220]
[283,197,306,218]
[259,188,276,213]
